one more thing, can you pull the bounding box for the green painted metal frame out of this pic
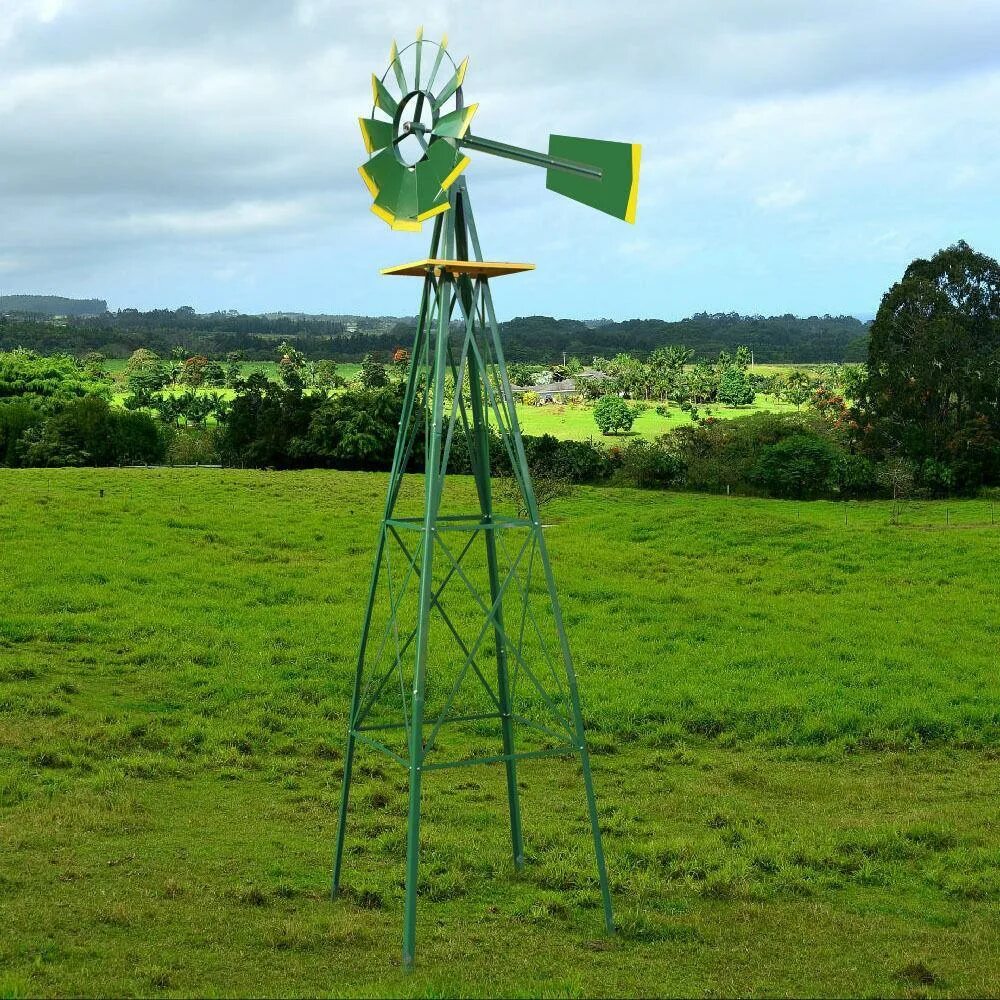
[331,178,613,967]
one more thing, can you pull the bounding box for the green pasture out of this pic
[1,470,998,996]
[507,395,797,441]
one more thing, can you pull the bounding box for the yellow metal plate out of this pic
[381,259,535,278]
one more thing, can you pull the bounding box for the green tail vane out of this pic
[335,32,641,967]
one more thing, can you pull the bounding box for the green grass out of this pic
[1,470,998,997]
[507,396,797,441]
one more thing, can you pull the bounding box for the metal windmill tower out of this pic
[332,31,640,966]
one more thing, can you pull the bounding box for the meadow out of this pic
[1,469,999,997]
[508,395,796,441]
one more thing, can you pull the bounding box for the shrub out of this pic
[915,458,955,497]
[838,453,881,498]
[667,411,819,494]
[594,395,634,435]
[0,398,45,466]
[521,390,540,407]
[17,396,163,467]
[165,426,221,465]
[752,434,842,499]
[521,434,612,484]
[291,387,401,469]
[618,439,685,489]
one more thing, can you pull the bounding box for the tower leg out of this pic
[403,273,452,968]
[477,271,616,932]
[469,359,524,868]
[331,525,387,897]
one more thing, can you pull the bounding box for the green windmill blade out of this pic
[357,32,641,230]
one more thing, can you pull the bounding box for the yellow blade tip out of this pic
[358,164,379,198]
[457,56,468,85]
[441,32,448,48]
[370,203,395,227]
[416,25,423,41]
[358,117,373,154]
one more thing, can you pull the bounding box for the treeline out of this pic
[0,308,869,363]
[498,313,870,363]
[0,295,107,317]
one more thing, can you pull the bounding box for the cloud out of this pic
[0,0,998,317]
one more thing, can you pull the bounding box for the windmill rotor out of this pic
[359,30,641,231]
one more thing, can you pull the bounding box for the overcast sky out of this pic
[1,0,998,319]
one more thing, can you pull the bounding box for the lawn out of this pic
[507,395,797,441]
[1,469,998,997]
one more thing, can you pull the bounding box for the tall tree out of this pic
[860,241,1000,485]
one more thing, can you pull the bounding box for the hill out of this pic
[0,294,107,317]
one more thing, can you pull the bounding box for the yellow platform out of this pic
[381,258,535,279]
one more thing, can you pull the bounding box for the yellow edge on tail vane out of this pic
[439,155,471,192]
[625,143,641,225]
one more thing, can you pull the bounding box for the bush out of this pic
[752,434,842,499]
[0,398,45,465]
[521,390,540,407]
[915,458,956,497]
[594,395,634,435]
[667,411,819,494]
[17,396,163,467]
[838,453,881,498]
[165,426,221,465]
[618,439,685,488]
[291,387,402,469]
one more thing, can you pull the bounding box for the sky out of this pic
[1,0,999,320]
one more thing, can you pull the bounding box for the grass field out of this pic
[508,395,797,441]
[1,470,998,997]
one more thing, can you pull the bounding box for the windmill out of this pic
[333,31,640,966]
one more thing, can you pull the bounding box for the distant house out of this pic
[511,369,611,404]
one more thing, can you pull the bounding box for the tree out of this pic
[859,240,1000,487]
[780,370,816,410]
[292,387,402,468]
[224,351,244,389]
[313,360,346,390]
[123,353,170,398]
[201,360,226,387]
[276,340,308,390]
[358,353,389,389]
[81,351,108,381]
[593,394,635,435]
[717,367,755,406]
[178,355,210,388]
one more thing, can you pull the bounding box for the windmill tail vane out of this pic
[357,32,641,230]
[335,29,641,968]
